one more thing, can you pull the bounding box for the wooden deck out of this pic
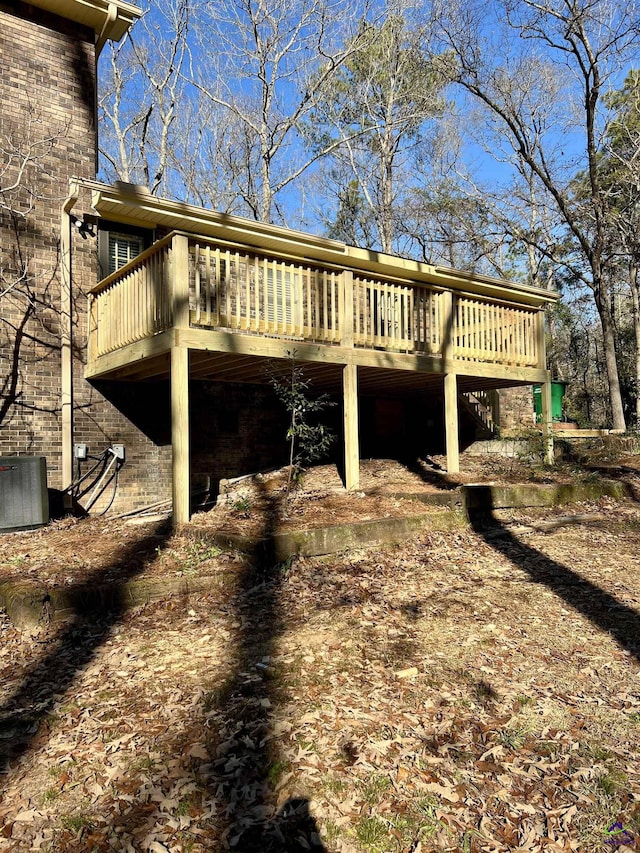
[84,229,556,523]
[86,231,548,387]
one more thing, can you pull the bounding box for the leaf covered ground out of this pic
[1,458,640,852]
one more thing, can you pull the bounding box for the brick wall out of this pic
[497,386,536,435]
[0,2,172,514]
[0,1,96,478]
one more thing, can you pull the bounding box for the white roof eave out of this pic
[84,180,558,308]
[26,0,140,42]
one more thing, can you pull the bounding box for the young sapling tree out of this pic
[269,351,335,495]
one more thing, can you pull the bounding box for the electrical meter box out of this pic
[0,456,49,532]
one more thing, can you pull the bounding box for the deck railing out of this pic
[453,296,538,367]
[88,232,542,369]
[88,235,174,359]
[189,241,341,343]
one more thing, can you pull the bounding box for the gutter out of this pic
[61,180,80,494]
[95,3,119,58]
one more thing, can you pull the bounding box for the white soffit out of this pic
[26,0,140,42]
[87,181,557,307]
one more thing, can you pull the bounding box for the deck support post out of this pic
[343,363,360,490]
[171,345,190,525]
[539,379,554,465]
[444,372,460,474]
[170,232,191,524]
[536,308,554,465]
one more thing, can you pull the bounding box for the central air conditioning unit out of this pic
[0,456,49,532]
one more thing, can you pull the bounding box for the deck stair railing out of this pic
[461,390,499,437]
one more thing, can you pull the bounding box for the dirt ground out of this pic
[1,454,640,852]
[2,453,638,587]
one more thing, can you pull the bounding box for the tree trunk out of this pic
[595,285,626,431]
[630,259,640,428]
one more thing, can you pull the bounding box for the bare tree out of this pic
[599,71,640,426]
[0,111,63,429]
[189,0,374,224]
[99,0,190,196]
[435,0,640,430]
[309,9,451,253]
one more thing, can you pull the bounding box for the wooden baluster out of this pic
[253,256,260,332]
[222,249,230,326]
[127,270,132,344]
[118,276,123,347]
[136,264,142,341]
[161,249,166,331]
[243,253,250,331]
[304,266,311,339]
[292,263,300,337]
[279,260,286,335]
[491,304,497,362]
[262,258,275,333]
[135,266,140,341]
[332,271,337,342]
[194,243,201,325]
[373,280,381,348]
[87,294,95,362]
[120,278,125,347]
[536,307,545,370]
[312,267,318,339]
[471,300,476,359]
[430,292,437,354]
[529,311,536,365]
[445,292,454,361]
[118,273,131,346]
[146,252,152,334]
[104,288,110,354]
[145,254,151,335]
[153,251,159,332]
[492,305,498,362]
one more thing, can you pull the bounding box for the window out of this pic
[108,232,145,275]
[98,221,154,279]
[266,267,300,327]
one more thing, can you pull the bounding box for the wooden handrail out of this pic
[89,233,174,295]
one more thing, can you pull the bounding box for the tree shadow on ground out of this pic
[468,508,640,664]
[192,481,326,851]
[11,483,327,851]
[0,521,171,771]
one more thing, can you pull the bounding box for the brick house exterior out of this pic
[1,2,556,523]
[1,0,97,475]
[0,1,175,512]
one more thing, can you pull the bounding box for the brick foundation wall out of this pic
[497,386,536,435]
[190,381,291,494]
